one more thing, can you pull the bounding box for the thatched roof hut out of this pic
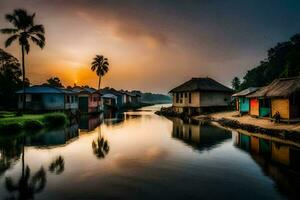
[169,77,232,93]
[247,77,300,98]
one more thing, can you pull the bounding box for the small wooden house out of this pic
[170,77,233,115]
[16,85,78,112]
[232,87,260,114]
[72,87,102,113]
[247,77,300,121]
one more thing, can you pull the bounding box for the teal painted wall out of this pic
[259,107,270,117]
[239,97,250,112]
[43,94,64,110]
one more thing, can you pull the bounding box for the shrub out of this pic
[43,113,68,127]
[0,122,22,134]
[23,120,44,131]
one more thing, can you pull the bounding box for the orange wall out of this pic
[250,98,259,116]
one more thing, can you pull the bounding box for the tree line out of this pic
[232,34,300,92]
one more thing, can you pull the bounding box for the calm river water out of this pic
[0,104,300,199]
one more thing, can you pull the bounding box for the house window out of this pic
[32,94,42,102]
[189,93,192,103]
[180,93,183,98]
[66,96,71,103]
[176,93,179,103]
[93,96,98,102]
[185,92,187,98]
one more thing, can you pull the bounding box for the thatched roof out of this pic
[169,77,232,93]
[232,87,260,97]
[247,77,300,98]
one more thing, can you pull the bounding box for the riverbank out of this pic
[194,111,300,141]
[0,112,68,133]
[156,107,300,141]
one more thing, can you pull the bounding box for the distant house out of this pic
[169,77,233,115]
[232,87,260,114]
[16,85,78,112]
[101,88,125,108]
[72,87,102,113]
[247,77,300,121]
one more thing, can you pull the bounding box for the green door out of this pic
[79,97,88,113]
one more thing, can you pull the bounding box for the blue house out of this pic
[16,85,78,112]
[232,87,260,114]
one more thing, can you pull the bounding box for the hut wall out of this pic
[172,92,200,108]
[200,91,231,107]
[271,99,290,119]
[250,98,259,116]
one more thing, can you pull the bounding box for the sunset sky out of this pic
[1,0,300,93]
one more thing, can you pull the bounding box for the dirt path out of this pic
[194,111,300,132]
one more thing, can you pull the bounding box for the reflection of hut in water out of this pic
[171,118,231,151]
[235,131,300,199]
[24,124,79,148]
[79,114,103,132]
[103,110,124,126]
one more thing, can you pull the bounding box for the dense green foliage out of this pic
[0,49,25,109]
[238,34,300,90]
[231,77,241,92]
[0,112,68,133]
[43,113,68,127]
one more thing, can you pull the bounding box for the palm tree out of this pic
[91,55,109,90]
[0,9,45,112]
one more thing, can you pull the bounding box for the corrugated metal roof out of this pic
[247,77,300,98]
[232,87,260,97]
[16,85,76,94]
[169,77,233,93]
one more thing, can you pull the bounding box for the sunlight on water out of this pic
[0,104,299,199]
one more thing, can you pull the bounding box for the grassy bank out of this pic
[0,112,68,134]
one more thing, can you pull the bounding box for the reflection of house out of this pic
[234,131,300,199]
[72,87,102,113]
[24,124,79,147]
[232,87,260,114]
[247,77,300,121]
[171,118,231,151]
[79,115,103,132]
[16,85,78,112]
[170,77,233,115]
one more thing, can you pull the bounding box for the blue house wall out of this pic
[42,94,65,110]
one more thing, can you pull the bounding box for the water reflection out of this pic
[170,118,231,151]
[234,131,300,199]
[92,136,110,159]
[5,166,47,200]
[49,156,65,175]
[79,115,103,132]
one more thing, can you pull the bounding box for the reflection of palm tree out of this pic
[49,156,64,175]
[5,166,46,200]
[92,136,110,159]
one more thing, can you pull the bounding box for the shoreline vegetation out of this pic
[0,112,68,134]
[155,107,300,142]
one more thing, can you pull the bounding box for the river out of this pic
[0,104,299,199]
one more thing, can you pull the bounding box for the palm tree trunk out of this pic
[21,45,26,113]
[98,75,101,90]
[97,76,101,112]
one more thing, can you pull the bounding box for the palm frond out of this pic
[30,36,45,49]
[5,34,19,47]
[0,28,19,34]
[29,24,45,34]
